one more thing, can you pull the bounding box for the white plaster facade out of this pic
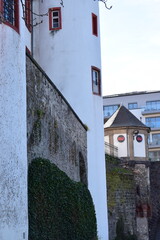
[0,0,108,239]
[0,1,31,239]
[114,133,128,158]
[133,134,146,157]
[33,1,108,239]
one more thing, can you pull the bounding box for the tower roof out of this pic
[104,105,149,129]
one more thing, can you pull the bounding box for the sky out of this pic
[99,0,160,96]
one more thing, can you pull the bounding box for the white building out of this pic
[0,1,108,239]
[103,91,160,162]
[0,0,31,239]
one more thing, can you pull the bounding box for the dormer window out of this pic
[49,7,62,31]
[1,0,19,32]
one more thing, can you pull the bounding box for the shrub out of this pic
[28,158,97,240]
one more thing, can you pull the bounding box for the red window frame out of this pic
[0,0,19,33]
[92,13,98,36]
[91,66,101,96]
[49,7,62,31]
[25,0,31,32]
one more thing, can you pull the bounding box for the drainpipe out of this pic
[31,0,33,55]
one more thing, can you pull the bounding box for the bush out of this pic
[28,158,97,240]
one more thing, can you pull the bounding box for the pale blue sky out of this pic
[99,0,160,95]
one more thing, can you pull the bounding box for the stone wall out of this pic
[134,163,150,240]
[26,53,87,183]
[106,155,151,240]
[149,162,160,240]
[106,155,136,240]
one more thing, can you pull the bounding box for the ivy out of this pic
[28,158,97,240]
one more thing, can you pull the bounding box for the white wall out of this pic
[130,108,145,124]
[0,2,31,238]
[33,1,108,239]
[114,134,128,158]
[133,134,146,157]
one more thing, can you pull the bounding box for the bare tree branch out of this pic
[60,0,64,7]
[97,0,112,10]
[0,0,111,28]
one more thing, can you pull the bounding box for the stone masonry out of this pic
[26,53,87,184]
[149,162,160,240]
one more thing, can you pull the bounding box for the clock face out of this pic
[136,135,143,143]
[117,135,125,143]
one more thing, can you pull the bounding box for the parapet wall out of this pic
[26,53,87,183]
[106,155,136,240]
[106,155,151,240]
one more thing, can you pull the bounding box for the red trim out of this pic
[92,13,98,36]
[26,46,31,55]
[117,135,125,143]
[0,0,3,17]
[91,66,101,96]
[136,135,143,143]
[49,7,62,31]
[25,0,31,32]
[1,0,19,33]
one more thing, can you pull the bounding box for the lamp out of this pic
[133,130,139,139]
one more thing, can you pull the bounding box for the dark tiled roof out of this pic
[105,105,148,128]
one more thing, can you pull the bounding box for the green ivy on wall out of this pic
[28,158,97,240]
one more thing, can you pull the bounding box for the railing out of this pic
[149,157,160,162]
[105,142,118,157]
[149,142,160,147]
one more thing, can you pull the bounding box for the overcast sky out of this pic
[99,0,160,96]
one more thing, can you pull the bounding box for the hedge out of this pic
[28,158,97,240]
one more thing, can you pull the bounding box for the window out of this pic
[146,100,160,111]
[103,105,119,117]
[91,66,101,95]
[49,7,62,31]
[1,0,19,32]
[149,151,160,161]
[146,117,160,128]
[92,13,98,36]
[128,102,138,110]
[25,0,31,31]
[151,134,160,146]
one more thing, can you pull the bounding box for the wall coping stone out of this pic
[26,51,87,131]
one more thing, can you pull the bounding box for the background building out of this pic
[103,91,160,162]
[104,105,150,240]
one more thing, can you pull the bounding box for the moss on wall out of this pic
[106,155,137,240]
[106,155,134,210]
[28,158,97,240]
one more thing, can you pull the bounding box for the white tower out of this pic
[33,0,108,239]
[0,1,31,239]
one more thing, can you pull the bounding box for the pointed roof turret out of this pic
[104,105,149,130]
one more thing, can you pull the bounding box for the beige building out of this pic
[103,91,160,162]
